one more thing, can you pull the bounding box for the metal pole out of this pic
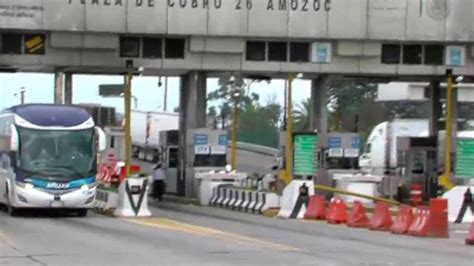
[20,89,25,105]
[231,102,239,170]
[164,76,168,112]
[124,71,133,177]
[441,73,454,190]
[283,79,288,131]
[285,74,295,184]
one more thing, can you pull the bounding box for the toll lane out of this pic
[1,204,473,266]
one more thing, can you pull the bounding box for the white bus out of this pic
[0,104,106,216]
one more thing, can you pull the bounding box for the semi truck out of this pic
[359,119,429,172]
[131,110,179,162]
[360,119,474,174]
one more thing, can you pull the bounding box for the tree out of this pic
[293,98,311,132]
[207,77,281,147]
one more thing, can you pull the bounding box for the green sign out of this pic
[456,139,474,178]
[293,134,319,176]
[99,84,124,96]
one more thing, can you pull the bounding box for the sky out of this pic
[0,73,312,113]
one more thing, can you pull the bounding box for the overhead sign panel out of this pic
[456,139,474,179]
[293,134,319,177]
[1,1,473,42]
[99,84,124,96]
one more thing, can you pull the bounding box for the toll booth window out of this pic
[24,34,45,55]
[1,33,22,54]
[143,37,163,59]
[193,155,227,167]
[268,42,287,62]
[403,45,422,65]
[381,44,401,64]
[120,37,140,58]
[289,42,309,62]
[164,38,185,59]
[168,147,178,168]
[110,136,115,149]
[365,143,372,153]
[246,41,266,61]
[424,45,444,65]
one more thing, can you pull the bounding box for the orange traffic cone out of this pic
[326,197,348,224]
[304,195,326,220]
[466,222,474,245]
[348,201,369,228]
[368,202,393,231]
[390,205,414,235]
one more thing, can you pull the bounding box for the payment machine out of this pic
[396,136,438,200]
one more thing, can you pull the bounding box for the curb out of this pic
[163,195,199,205]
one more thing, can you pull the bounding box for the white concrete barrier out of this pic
[261,192,280,213]
[278,180,314,219]
[114,178,151,217]
[94,189,118,213]
[209,186,281,215]
[442,186,474,223]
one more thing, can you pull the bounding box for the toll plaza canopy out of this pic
[1,0,474,78]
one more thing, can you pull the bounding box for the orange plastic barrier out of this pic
[466,222,474,245]
[347,201,369,228]
[390,205,414,235]
[368,202,393,231]
[326,197,348,224]
[428,199,449,238]
[407,207,430,237]
[304,195,326,220]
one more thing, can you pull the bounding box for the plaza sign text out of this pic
[68,0,333,12]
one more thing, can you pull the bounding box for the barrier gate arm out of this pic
[314,184,401,206]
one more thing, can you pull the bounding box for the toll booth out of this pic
[159,130,180,194]
[160,128,228,197]
[326,133,362,169]
[397,136,438,200]
[187,128,229,197]
[102,127,125,161]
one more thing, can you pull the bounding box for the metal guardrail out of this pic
[231,142,278,156]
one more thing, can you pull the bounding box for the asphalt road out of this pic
[134,148,275,176]
[1,202,473,266]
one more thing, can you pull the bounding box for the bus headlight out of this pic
[16,182,34,190]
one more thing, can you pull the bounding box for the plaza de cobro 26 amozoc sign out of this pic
[68,0,333,12]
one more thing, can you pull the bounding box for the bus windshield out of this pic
[17,127,96,181]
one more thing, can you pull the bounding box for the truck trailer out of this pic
[131,110,179,162]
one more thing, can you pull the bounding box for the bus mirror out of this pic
[9,125,19,152]
[95,127,106,152]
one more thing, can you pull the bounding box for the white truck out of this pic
[359,119,474,173]
[359,119,429,172]
[131,110,179,162]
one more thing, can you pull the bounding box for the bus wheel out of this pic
[5,188,18,217]
[77,209,88,217]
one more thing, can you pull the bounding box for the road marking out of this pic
[454,230,469,234]
[123,218,300,252]
[0,230,16,248]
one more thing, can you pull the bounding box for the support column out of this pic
[310,75,331,194]
[178,72,207,197]
[310,75,329,135]
[64,72,73,105]
[54,68,64,104]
